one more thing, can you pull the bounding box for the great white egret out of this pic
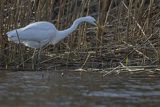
[6,16,96,48]
[6,16,97,69]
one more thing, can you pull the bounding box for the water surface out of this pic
[0,70,160,107]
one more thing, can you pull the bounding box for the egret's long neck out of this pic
[57,17,85,40]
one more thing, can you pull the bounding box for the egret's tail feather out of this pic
[6,30,20,43]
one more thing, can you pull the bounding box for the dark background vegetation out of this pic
[0,0,160,70]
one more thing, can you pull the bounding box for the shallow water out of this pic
[0,70,160,107]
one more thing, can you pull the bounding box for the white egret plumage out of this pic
[6,16,96,69]
[6,16,96,48]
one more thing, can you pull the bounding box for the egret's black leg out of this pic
[37,47,42,70]
[32,49,37,70]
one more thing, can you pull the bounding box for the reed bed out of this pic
[0,0,160,71]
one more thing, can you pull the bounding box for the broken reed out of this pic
[0,0,159,70]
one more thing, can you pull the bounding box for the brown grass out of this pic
[0,0,160,70]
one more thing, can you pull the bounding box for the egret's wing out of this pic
[19,28,54,42]
[23,21,56,31]
[21,22,57,42]
[7,22,57,42]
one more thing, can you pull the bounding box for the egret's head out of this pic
[84,16,97,26]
